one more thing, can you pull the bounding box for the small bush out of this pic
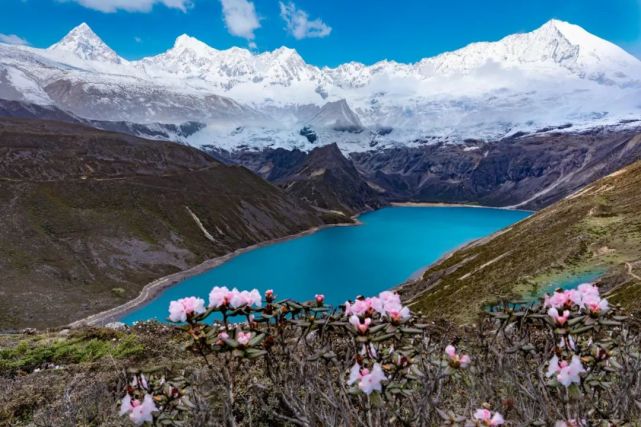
[0,332,144,373]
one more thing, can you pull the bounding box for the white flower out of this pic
[546,355,585,387]
[168,297,205,322]
[348,362,387,395]
[473,408,504,425]
[119,394,158,425]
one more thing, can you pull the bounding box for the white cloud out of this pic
[0,34,29,46]
[219,0,260,43]
[60,0,191,13]
[279,2,331,40]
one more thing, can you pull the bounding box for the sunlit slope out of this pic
[401,159,641,322]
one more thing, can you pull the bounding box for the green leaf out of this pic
[245,349,267,359]
[598,319,622,327]
[567,316,585,326]
[248,333,266,347]
[570,325,594,335]
[399,327,423,334]
[222,338,239,348]
[371,333,395,342]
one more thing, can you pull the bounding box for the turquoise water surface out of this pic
[122,206,531,323]
[539,270,606,295]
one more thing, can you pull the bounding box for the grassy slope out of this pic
[0,119,341,329]
[401,158,641,323]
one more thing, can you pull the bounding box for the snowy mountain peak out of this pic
[48,23,122,64]
[307,99,364,132]
[538,19,598,45]
[173,34,217,54]
[527,19,641,80]
[1,20,641,153]
[270,46,301,57]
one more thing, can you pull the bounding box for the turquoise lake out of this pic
[122,206,531,323]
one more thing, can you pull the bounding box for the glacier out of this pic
[0,19,640,152]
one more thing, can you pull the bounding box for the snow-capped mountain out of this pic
[47,23,123,65]
[306,100,363,132]
[0,20,640,152]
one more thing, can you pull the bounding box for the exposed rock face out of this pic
[0,99,205,142]
[213,143,382,215]
[0,118,336,329]
[220,127,641,212]
[351,128,641,209]
[271,143,382,215]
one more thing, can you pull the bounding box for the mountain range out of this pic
[1,20,641,152]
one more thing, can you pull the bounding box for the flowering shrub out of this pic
[116,282,641,425]
[473,408,504,426]
[445,344,471,369]
[118,372,194,425]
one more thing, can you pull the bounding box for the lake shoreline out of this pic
[390,202,533,213]
[69,216,363,328]
[69,203,530,328]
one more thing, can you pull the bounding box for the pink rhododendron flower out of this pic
[236,331,252,346]
[168,297,205,322]
[581,293,609,315]
[208,286,233,308]
[345,292,410,320]
[374,291,411,319]
[544,283,608,315]
[229,289,262,308]
[577,283,600,297]
[445,344,471,368]
[387,306,411,322]
[546,355,585,387]
[349,315,372,334]
[120,394,158,426]
[208,287,262,309]
[548,307,571,325]
[473,408,505,426]
[348,362,387,395]
[544,290,573,309]
[345,298,373,317]
[315,294,325,305]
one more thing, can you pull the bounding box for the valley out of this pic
[1,18,641,331]
[1,5,641,425]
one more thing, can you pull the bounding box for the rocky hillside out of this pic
[352,126,641,209]
[0,99,205,142]
[0,119,340,329]
[399,156,641,322]
[212,143,382,215]
[224,126,641,212]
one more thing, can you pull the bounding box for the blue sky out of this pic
[1,0,640,66]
